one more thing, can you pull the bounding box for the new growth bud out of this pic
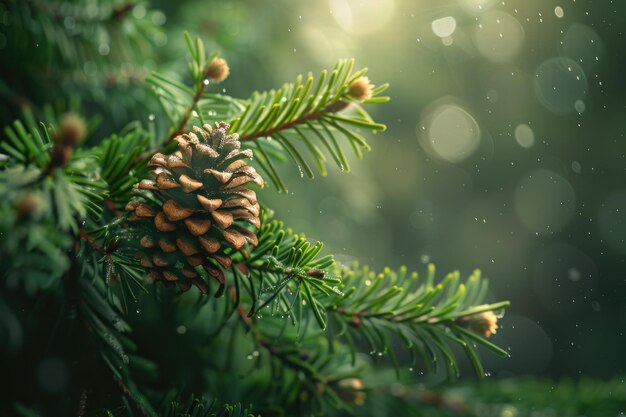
[457,306,499,337]
[16,192,41,218]
[56,113,87,147]
[206,57,230,83]
[335,378,366,406]
[347,76,373,101]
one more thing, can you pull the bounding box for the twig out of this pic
[239,110,323,142]
[116,379,152,417]
[238,101,346,143]
[78,228,107,255]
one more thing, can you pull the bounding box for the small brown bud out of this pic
[16,192,41,218]
[336,378,366,406]
[457,306,499,337]
[206,57,230,83]
[56,113,87,146]
[347,76,373,101]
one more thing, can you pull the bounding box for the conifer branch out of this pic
[79,228,107,255]
[321,263,509,378]
[238,103,328,142]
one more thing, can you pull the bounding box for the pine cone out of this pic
[126,122,264,292]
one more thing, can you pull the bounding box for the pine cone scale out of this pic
[126,122,263,292]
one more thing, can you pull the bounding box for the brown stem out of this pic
[239,111,323,142]
[116,379,152,417]
[78,228,107,255]
[238,101,348,143]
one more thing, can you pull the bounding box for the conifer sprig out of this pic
[147,35,389,192]
[324,263,509,378]
[147,33,243,147]
[232,59,389,190]
[232,215,338,329]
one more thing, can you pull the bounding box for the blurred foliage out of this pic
[362,374,626,417]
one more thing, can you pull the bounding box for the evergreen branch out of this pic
[95,127,151,209]
[227,60,389,189]
[1,111,53,169]
[116,379,154,417]
[147,33,233,147]
[322,263,509,378]
[146,36,389,191]
[1,0,164,115]
[79,227,107,255]
[226,287,362,415]
[235,214,338,329]
[76,249,158,417]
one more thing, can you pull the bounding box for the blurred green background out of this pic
[158,0,624,379]
[3,0,625,383]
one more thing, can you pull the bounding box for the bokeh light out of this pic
[431,16,457,38]
[514,169,576,235]
[474,11,525,63]
[562,24,604,72]
[418,103,481,163]
[554,6,564,18]
[329,0,395,34]
[514,123,534,148]
[533,57,588,115]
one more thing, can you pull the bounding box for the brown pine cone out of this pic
[126,122,264,292]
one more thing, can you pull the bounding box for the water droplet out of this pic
[148,114,155,121]
[203,79,210,86]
